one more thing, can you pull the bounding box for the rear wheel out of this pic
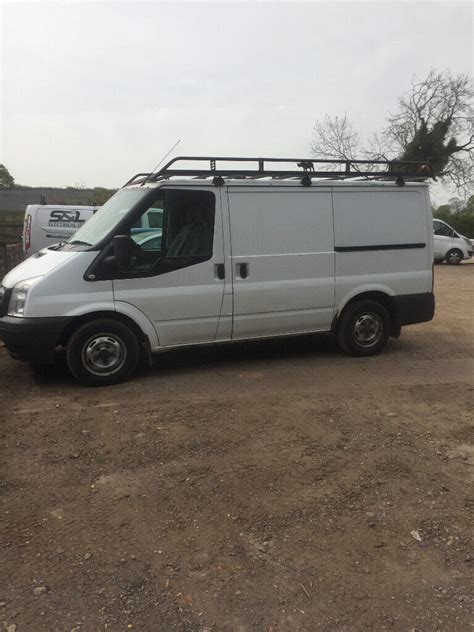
[66,319,140,386]
[445,249,463,265]
[336,300,390,357]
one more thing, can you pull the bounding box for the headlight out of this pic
[8,277,42,317]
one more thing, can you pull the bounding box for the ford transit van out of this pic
[0,157,436,386]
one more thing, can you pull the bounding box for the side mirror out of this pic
[113,235,135,270]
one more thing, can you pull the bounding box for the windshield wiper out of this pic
[48,241,66,251]
[69,239,92,246]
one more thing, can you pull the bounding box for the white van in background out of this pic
[1,156,436,386]
[433,218,472,264]
[23,205,99,256]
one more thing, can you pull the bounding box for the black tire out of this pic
[445,249,463,265]
[434,258,443,264]
[336,300,390,357]
[66,319,140,386]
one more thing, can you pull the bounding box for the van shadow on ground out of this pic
[31,332,346,386]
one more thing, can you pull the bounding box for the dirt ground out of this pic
[1,263,473,632]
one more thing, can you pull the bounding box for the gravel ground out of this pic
[0,263,473,631]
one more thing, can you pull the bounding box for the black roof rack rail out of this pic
[123,172,153,187]
[124,156,435,187]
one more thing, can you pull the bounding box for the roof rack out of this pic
[123,156,435,187]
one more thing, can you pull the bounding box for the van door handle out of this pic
[215,263,225,280]
[237,262,249,279]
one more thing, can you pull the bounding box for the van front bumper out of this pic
[0,316,70,364]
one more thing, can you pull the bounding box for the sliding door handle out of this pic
[237,262,249,279]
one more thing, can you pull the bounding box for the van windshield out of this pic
[68,188,150,247]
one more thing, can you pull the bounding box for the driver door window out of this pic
[127,190,215,275]
[433,221,452,237]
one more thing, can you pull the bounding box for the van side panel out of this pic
[424,187,435,269]
[333,188,432,310]
[228,188,335,338]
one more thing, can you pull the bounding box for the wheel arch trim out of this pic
[335,284,395,314]
[58,302,158,349]
[332,286,396,332]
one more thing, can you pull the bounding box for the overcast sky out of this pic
[1,1,472,203]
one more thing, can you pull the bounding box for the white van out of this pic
[23,205,99,256]
[433,218,472,264]
[0,157,435,386]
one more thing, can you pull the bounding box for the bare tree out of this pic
[311,114,360,162]
[310,70,474,194]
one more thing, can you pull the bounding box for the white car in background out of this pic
[433,219,473,264]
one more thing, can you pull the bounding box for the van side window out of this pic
[148,209,164,229]
[125,190,215,275]
[433,221,452,237]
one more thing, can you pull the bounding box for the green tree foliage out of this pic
[396,120,456,175]
[311,70,474,195]
[0,164,15,189]
[391,72,473,187]
[433,196,474,238]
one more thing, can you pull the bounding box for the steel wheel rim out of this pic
[353,313,382,347]
[82,334,127,376]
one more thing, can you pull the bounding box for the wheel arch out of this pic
[333,290,399,337]
[58,310,150,353]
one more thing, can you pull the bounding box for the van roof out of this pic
[26,204,98,210]
[125,178,429,190]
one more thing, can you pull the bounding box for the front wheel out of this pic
[336,300,390,357]
[445,249,463,265]
[66,319,140,386]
